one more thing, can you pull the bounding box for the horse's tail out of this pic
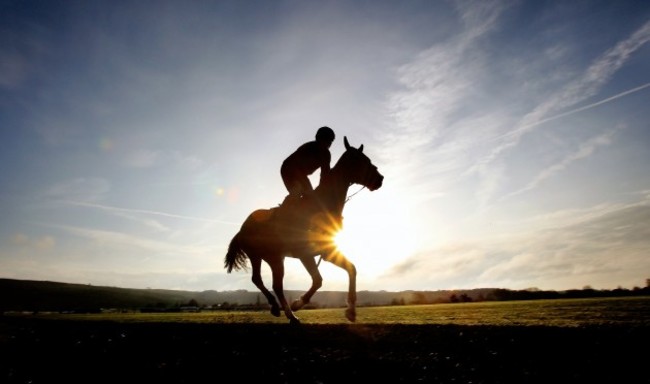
[224,232,248,273]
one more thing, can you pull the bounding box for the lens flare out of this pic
[99,138,113,152]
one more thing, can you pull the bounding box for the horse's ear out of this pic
[344,136,350,150]
[359,144,364,153]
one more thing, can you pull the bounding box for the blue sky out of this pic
[2,0,649,293]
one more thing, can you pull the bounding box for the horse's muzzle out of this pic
[367,172,384,191]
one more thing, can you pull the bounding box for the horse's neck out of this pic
[315,167,350,217]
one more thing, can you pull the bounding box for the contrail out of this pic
[529,82,650,126]
[502,82,650,140]
[62,200,240,225]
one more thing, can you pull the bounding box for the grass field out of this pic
[14,296,650,327]
[2,296,649,383]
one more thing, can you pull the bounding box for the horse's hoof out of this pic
[345,308,356,322]
[291,299,304,311]
[289,317,301,326]
[270,305,281,317]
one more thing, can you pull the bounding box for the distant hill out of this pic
[0,278,497,312]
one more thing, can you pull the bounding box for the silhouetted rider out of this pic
[281,126,335,200]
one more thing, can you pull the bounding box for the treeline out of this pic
[490,285,650,301]
[1,278,649,313]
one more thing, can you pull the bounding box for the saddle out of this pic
[274,194,313,228]
[274,194,341,235]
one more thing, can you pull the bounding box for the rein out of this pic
[345,185,366,202]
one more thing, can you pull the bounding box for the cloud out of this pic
[35,235,56,250]
[521,19,650,135]
[504,124,624,199]
[501,82,650,134]
[379,0,508,203]
[118,148,205,170]
[120,149,161,168]
[10,233,56,250]
[61,200,239,225]
[479,204,650,288]
[54,224,194,256]
[171,151,203,170]
[454,0,511,40]
[383,197,650,290]
[45,177,110,203]
[468,19,650,205]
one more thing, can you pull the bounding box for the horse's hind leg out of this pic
[269,259,300,325]
[291,256,323,312]
[250,256,280,317]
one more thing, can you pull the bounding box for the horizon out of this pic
[2,1,650,293]
[4,276,647,294]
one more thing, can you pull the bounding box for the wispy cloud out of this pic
[120,149,161,168]
[515,20,650,138]
[495,82,650,142]
[383,196,650,290]
[469,20,650,205]
[45,178,110,203]
[379,0,507,202]
[51,224,206,257]
[62,200,239,225]
[503,124,624,199]
[10,233,56,250]
[454,0,511,40]
[117,149,204,170]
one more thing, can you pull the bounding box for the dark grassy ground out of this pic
[1,316,648,384]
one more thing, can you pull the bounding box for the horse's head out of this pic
[342,136,384,191]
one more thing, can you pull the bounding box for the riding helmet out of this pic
[316,126,335,142]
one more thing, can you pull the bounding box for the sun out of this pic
[272,191,420,292]
[331,194,418,278]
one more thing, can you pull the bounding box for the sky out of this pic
[2,0,649,294]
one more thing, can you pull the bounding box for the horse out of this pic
[224,136,384,324]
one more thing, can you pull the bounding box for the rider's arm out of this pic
[319,150,331,185]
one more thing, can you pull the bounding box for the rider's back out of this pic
[281,141,330,176]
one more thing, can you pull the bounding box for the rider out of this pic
[280,126,335,203]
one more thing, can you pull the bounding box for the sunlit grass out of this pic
[19,296,650,327]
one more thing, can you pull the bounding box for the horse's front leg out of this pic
[291,255,323,311]
[269,258,300,325]
[324,250,357,322]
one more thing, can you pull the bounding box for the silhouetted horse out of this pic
[224,137,384,324]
